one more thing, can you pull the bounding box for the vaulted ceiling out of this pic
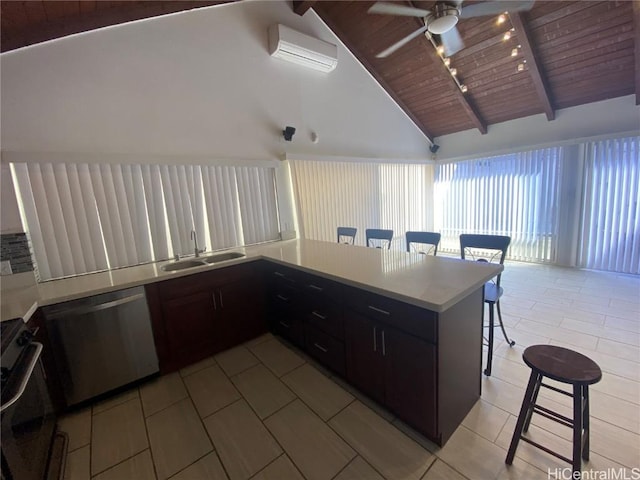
[1,1,638,141]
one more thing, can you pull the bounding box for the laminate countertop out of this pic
[0,238,502,322]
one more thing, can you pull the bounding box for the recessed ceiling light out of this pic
[450,68,457,76]
[503,31,512,41]
[444,57,451,66]
[460,84,468,93]
[511,48,518,57]
[517,63,525,72]
[497,14,506,25]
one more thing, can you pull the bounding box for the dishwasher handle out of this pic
[0,342,43,413]
[44,293,145,320]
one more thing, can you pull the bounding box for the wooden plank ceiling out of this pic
[1,1,637,140]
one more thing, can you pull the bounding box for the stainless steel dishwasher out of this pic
[41,286,159,406]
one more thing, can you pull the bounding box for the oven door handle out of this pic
[0,342,43,413]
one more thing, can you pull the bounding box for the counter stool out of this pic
[506,345,602,476]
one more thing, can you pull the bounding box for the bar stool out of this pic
[506,345,602,476]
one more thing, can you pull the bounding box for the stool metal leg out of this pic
[572,384,583,475]
[496,300,515,347]
[484,302,495,376]
[582,385,590,461]
[506,369,540,465]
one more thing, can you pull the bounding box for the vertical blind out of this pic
[11,161,280,281]
[579,136,640,274]
[434,148,562,262]
[290,160,434,249]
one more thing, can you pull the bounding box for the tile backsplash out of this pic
[0,232,34,274]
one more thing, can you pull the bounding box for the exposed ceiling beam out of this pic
[313,9,435,143]
[407,2,487,135]
[634,0,640,105]
[510,12,555,120]
[292,1,316,16]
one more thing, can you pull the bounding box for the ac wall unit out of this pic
[268,24,338,73]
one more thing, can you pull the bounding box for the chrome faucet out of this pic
[191,230,206,257]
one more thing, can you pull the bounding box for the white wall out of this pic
[0,1,431,160]
[435,95,640,162]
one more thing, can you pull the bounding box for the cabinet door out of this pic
[344,311,384,404]
[161,291,218,366]
[383,327,437,438]
[217,276,267,348]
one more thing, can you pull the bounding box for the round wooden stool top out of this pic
[523,345,602,385]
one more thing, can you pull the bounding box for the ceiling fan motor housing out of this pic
[428,2,460,34]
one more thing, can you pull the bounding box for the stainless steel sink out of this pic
[161,259,206,272]
[202,252,245,263]
[161,251,245,272]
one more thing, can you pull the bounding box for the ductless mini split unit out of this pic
[268,24,338,73]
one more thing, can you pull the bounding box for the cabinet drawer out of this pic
[345,287,409,321]
[272,313,304,346]
[305,325,345,376]
[299,273,344,304]
[306,302,344,340]
[345,287,437,343]
[265,263,300,285]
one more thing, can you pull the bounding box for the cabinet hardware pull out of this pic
[279,320,290,328]
[373,326,377,352]
[308,284,323,292]
[276,294,289,302]
[311,311,326,320]
[382,330,386,356]
[368,305,390,316]
[212,293,217,310]
[219,291,224,309]
[274,271,285,277]
[313,343,328,353]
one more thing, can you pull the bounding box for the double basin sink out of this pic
[161,251,245,272]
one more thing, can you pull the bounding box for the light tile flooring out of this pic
[59,262,640,480]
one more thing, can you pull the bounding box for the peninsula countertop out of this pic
[0,238,502,322]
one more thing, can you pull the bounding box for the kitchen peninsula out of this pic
[1,238,501,446]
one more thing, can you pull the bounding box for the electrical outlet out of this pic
[1,261,13,275]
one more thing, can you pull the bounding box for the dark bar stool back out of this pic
[337,227,357,245]
[406,231,441,255]
[506,345,602,476]
[459,233,515,376]
[366,229,393,249]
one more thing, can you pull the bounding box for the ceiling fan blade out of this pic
[368,2,431,17]
[460,0,534,19]
[441,26,464,57]
[376,24,430,58]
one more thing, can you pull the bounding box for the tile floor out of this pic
[59,261,640,480]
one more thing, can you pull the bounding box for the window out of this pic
[579,136,640,274]
[434,148,562,262]
[290,160,434,248]
[11,161,280,280]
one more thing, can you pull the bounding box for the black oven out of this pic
[1,318,57,480]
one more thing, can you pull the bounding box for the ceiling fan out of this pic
[368,1,534,58]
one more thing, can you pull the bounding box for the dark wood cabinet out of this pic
[383,326,437,438]
[146,262,266,372]
[344,309,436,438]
[265,264,305,346]
[344,311,385,404]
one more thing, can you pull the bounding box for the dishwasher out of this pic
[41,286,159,406]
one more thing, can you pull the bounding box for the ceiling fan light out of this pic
[428,12,458,35]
